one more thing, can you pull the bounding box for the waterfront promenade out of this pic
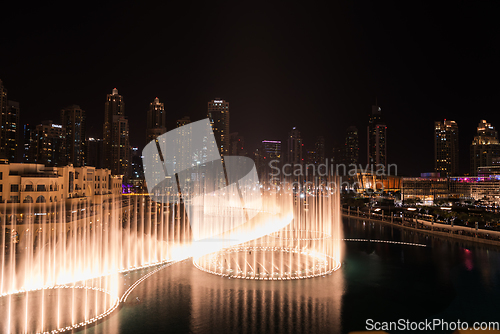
[342,206,500,247]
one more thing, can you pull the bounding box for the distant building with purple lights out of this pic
[402,172,500,206]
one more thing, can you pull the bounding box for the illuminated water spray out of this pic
[0,119,343,333]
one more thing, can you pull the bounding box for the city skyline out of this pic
[5,76,500,177]
[1,2,498,177]
[5,78,500,178]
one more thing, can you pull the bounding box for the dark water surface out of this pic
[80,217,500,333]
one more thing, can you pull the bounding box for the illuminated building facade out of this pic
[61,105,86,167]
[401,176,449,205]
[402,174,500,206]
[207,99,229,158]
[345,126,359,165]
[35,121,66,167]
[357,173,401,193]
[0,80,20,162]
[287,127,303,165]
[22,124,36,163]
[434,119,459,177]
[367,104,387,172]
[103,88,130,176]
[0,162,121,207]
[146,97,166,143]
[470,120,500,176]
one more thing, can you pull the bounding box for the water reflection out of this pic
[80,217,500,334]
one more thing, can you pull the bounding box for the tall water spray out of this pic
[0,117,343,333]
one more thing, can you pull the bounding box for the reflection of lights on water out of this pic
[463,248,474,271]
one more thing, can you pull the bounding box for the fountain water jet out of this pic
[193,176,343,280]
[0,171,343,333]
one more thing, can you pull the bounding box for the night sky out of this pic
[0,2,498,176]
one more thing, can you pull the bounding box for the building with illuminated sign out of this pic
[402,173,500,206]
[35,121,66,167]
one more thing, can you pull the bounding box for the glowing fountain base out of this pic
[194,245,340,280]
[0,286,118,334]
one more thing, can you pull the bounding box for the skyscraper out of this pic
[3,100,19,162]
[146,97,166,143]
[345,126,359,165]
[367,104,387,172]
[315,136,325,163]
[0,80,6,115]
[22,124,37,163]
[287,127,303,165]
[207,99,229,158]
[434,119,459,177]
[103,88,130,177]
[130,146,144,189]
[0,80,19,162]
[470,119,500,175]
[35,121,66,167]
[61,105,86,166]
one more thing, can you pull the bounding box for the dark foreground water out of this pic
[79,217,500,333]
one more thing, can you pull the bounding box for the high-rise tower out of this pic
[146,97,166,143]
[470,119,500,175]
[61,105,86,167]
[345,126,359,166]
[35,121,66,166]
[103,88,129,177]
[0,80,20,162]
[367,104,387,172]
[3,100,19,162]
[315,136,325,163]
[0,80,6,114]
[207,99,229,158]
[287,127,303,165]
[434,119,459,177]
